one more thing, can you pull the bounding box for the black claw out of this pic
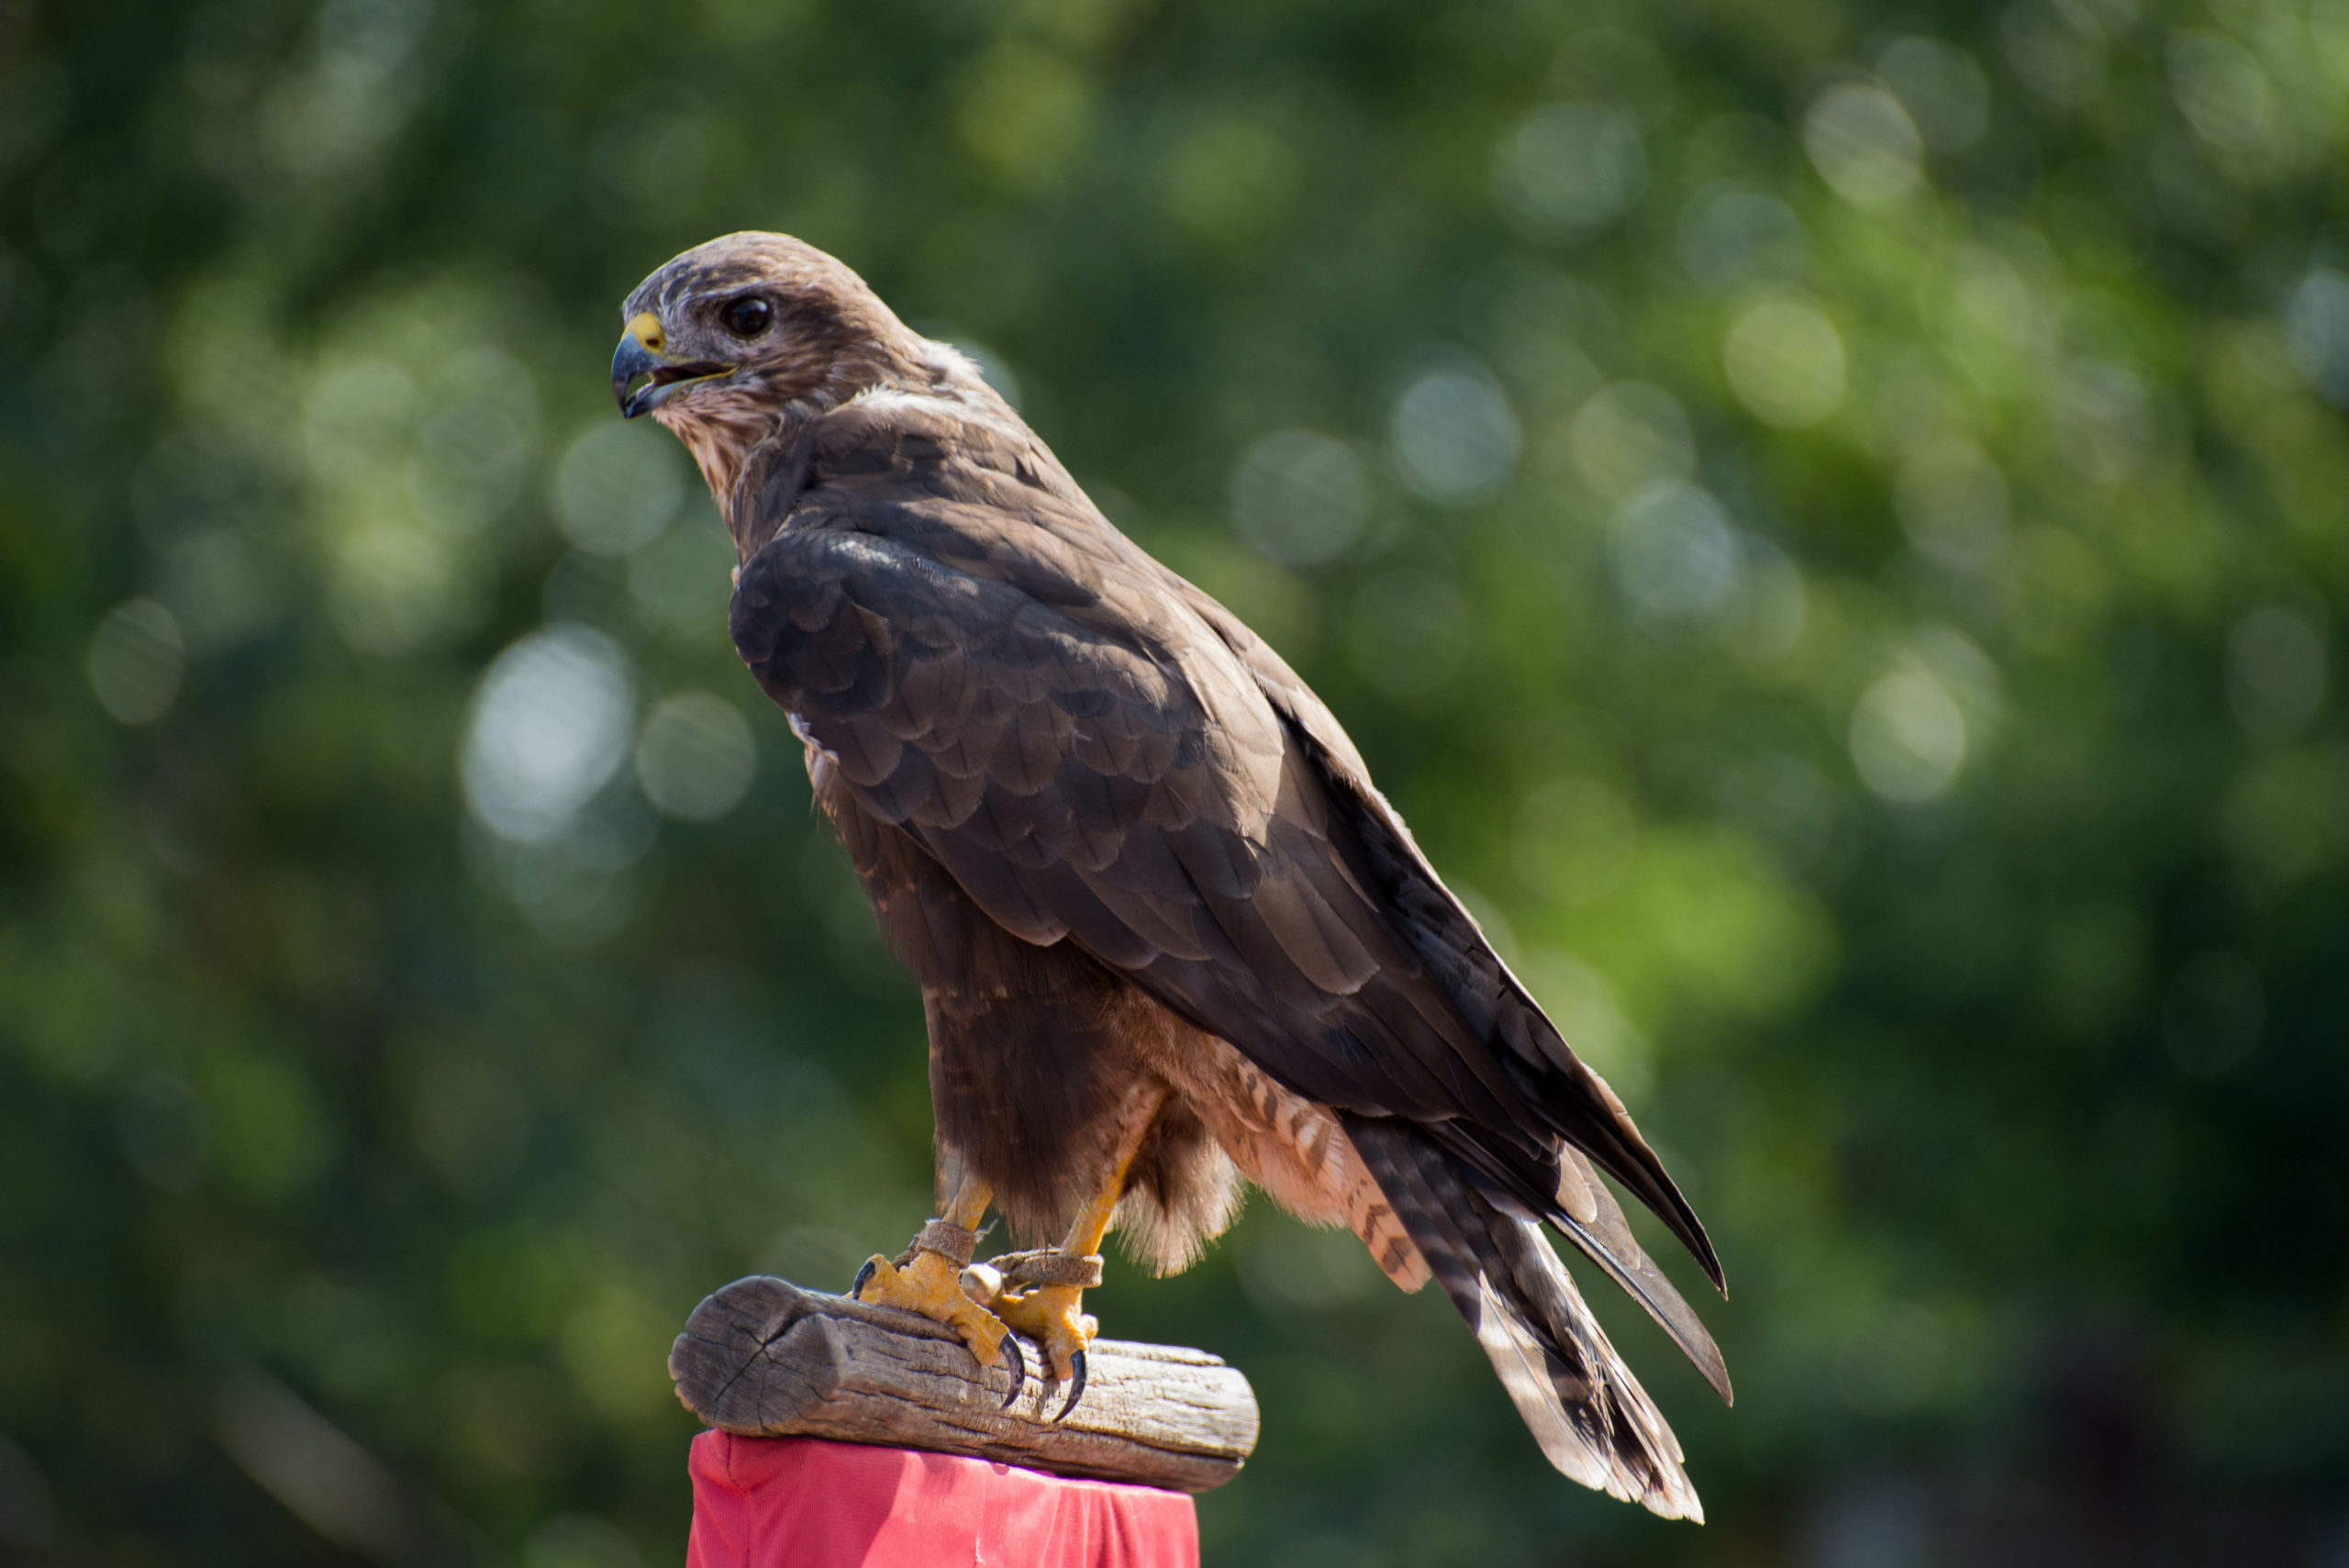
[851,1260,876,1300]
[1052,1351,1088,1422]
[998,1335,1028,1409]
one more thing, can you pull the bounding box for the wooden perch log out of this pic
[669,1275,1260,1495]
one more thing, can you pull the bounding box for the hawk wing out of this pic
[728,396,1730,1433]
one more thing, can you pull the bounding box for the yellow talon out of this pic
[854,1249,1012,1369]
[993,1283,1097,1383]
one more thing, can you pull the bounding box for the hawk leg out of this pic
[852,1176,1025,1396]
[968,1086,1168,1419]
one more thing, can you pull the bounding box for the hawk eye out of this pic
[720,296,774,338]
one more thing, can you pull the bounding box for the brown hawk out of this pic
[612,233,1731,1519]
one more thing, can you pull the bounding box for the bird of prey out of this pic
[612,233,1731,1518]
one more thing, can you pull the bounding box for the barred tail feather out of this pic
[1348,1117,1705,1523]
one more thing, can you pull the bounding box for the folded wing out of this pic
[727,396,1730,1465]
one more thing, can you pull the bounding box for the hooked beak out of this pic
[612,311,734,418]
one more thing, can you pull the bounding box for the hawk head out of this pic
[610,231,928,500]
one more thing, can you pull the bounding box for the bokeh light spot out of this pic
[552,422,684,558]
[1678,185,1808,293]
[2167,30,2277,159]
[1550,28,1675,128]
[304,359,420,481]
[635,693,758,822]
[1388,370,1519,506]
[2220,746,2349,887]
[328,518,486,656]
[87,599,185,725]
[1724,296,1847,428]
[955,43,1093,191]
[1493,104,1645,244]
[492,838,640,947]
[1161,113,1300,245]
[414,395,530,531]
[2000,4,2109,108]
[462,626,635,843]
[2054,361,2154,486]
[1230,429,1370,566]
[1850,668,1967,802]
[1608,481,1742,623]
[1877,38,1989,153]
[1803,84,1925,207]
[2227,606,2327,740]
[2285,269,2349,408]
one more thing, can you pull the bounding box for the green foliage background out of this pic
[4,0,2347,1561]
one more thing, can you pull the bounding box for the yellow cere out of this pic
[626,311,664,352]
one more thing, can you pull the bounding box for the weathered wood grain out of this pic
[669,1276,1260,1494]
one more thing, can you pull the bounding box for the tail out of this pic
[1349,1117,1706,1522]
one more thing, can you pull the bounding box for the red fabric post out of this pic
[684,1431,1201,1568]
